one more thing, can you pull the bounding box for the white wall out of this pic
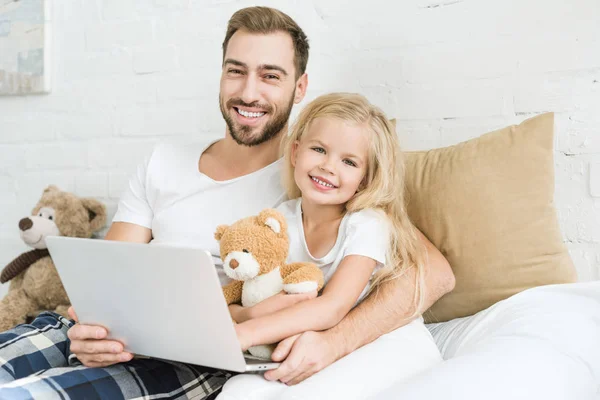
[1,0,599,298]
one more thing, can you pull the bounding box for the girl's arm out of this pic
[235,255,377,351]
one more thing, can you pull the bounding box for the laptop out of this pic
[45,236,280,373]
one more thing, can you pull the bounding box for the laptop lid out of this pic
[46,236,249,372]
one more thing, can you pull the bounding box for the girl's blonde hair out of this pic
[281,93,427,318]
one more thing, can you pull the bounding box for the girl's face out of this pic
[291,117,369,208]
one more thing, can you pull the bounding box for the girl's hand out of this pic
[234,322,252,351]
[228,290,317,323]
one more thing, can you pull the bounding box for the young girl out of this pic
[233,92,429,354]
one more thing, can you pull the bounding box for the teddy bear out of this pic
[0,185,107,331]
[215,208,324,359]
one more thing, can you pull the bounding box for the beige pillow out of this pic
[403,113,577,323]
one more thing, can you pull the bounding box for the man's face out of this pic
[219,29,307,147]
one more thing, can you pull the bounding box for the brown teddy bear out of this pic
[0,185,106,331]
[215,208,324,359]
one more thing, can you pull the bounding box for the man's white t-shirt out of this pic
[276,198,390,304]
[112,140,286,285]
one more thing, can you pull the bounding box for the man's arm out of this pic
[265,229,455,384]
[104,221,152,243]
[327,229,455,357]
[67,221,152,368]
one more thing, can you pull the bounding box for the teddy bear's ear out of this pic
[43,185,60,195]
[81,198,107,232]
[257,209,286,235]
[214,225,228,241]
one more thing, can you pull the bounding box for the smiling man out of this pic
[0,7,453,400]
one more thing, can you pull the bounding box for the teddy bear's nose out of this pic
[19,218,33,232]
[230,259,239,269]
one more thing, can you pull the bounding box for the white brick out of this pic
[568,244,600,282]
[395,119,443,152]
[0,145,25,172]
[16,172,77,211]
[85,21,153,50]
[117,105,207,136]
[0,191,19,227]
[109,172,131,199]
[400,42,516,84]
[101,0,138,21]
[25,143,88,170]
[63,50,133,80]
[0,115,56,143]
[514,70,600,114]
[178,42,222,71]
[0,174,15,193]
[74,172,109,198]
[554,154,600,244]
[590,163,600,197]
[516,39,600,74]
[555,109,600,155]
[48,77,157,112]
[133,46,178,74]
[155,74,217,100]
[54,113,115,140]
[370,78,513,120]
[154,0,191,9]
[87,140,157,169]
[153,11,224,46]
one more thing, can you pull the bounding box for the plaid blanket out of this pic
[0,312,231,399]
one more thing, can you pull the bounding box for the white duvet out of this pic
[377,281,600,400]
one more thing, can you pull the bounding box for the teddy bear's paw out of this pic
[248,344,276,360]
[283,281,318,294]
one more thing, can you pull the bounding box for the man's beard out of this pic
[219,93,295,147]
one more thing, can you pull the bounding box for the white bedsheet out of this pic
[375,281,600,399]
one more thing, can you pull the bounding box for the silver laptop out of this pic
[46,236,280,373]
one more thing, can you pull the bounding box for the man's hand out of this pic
[228,290,317,323]
[67,306,133,368]
[264,331,340,385]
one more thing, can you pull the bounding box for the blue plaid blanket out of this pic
[0,312,231,399]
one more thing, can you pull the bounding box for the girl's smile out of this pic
[291,117,369,207]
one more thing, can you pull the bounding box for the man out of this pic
[0,7,454,399]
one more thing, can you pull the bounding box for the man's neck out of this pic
[200,128,285,181]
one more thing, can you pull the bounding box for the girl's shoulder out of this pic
[345,208,391,237]
[347,207,389,225]
[275,198,301,218]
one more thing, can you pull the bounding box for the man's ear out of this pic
[293,73,308,104]
[214,225,228,241]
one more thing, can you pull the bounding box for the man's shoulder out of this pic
[145,138,216,171]
[152,138,216,160]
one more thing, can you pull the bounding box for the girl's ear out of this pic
[290,141,300,167]
[357,176,368,193]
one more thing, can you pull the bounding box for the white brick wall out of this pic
[1,0,599,299]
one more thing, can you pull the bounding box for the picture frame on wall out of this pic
[0,0,52,95]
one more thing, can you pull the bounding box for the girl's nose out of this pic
[319,162,335,174]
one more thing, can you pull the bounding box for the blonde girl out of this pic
[233,93,428,352]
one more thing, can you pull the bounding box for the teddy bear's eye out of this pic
[48,216,53,220]
[242,249,249,253]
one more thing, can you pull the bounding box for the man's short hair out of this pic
[222,7,309,80]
